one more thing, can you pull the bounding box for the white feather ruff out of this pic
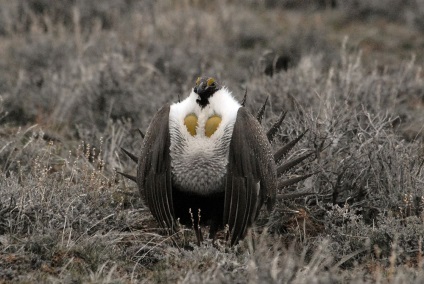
[169,88,241,195]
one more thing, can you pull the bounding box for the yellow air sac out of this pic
[205,115,222,137]
[184,114,198,136]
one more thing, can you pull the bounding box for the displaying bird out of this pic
[120,76,314,246]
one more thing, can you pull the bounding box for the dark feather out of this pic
[277,191,316,201]
[266,111,286,143]
[137,105,178,233]
[138,129,145,139]
[121,147,138,163]
[235,177,257,244]
[117,171,137,182]
[231,179,246,245]
[228,178,240,243]
[274,130,308,164]
[223,175,233,239]
[278,173,316,189]
[241,88,247,107]
[256,96,269,124]
[224,107,277,245]
[277,151,314,176]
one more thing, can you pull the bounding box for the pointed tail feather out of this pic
[274,130,308,163]
[241,89,247,107]
[256,96,269,124]
[138,129,145,139]
[121,147,138,163]
[277,151,315,176]
[266,111,287,143]
[277,192,316,201]
[117,171,137,182]
[278,173,317,190]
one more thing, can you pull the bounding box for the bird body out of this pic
[121,77,313,245]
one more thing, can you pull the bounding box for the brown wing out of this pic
[223,107,277,245]
[137,104,177,233]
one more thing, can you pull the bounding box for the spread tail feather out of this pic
[121,147,138,163]
[274,130,308,163]
[117,171,137,182]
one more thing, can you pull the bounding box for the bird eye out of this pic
[207,78,215,87]
[196,77,201,86]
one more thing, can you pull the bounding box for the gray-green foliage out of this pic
[1,0,424,283]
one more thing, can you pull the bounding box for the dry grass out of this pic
[1,0,424,283]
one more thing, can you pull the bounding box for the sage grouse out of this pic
[120,77,313,245]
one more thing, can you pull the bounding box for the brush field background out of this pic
[1,0,424,283]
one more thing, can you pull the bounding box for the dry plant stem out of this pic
[1,1,424,282]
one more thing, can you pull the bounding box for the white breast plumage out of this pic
[168,88,241,195]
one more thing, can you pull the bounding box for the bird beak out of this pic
[194,82,206,95]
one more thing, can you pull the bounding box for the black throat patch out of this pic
[196,92,214,108]
[193,77,221,109]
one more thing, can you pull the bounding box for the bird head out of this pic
[194,76,221,108]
